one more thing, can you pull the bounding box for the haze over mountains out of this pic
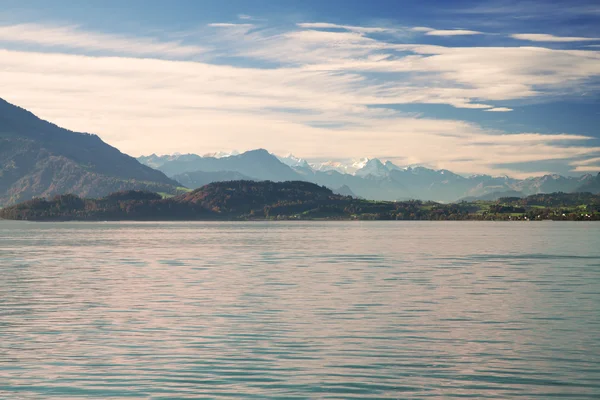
[139,151,599,202]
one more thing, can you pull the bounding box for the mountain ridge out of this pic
[0,97,182,206]
[139,151,599,202]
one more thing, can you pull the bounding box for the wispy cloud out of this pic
[411,27,483,36]
[511,33,600,42]
[455,1,600,17]
[207,23,254,28]
[2,47,598,177]
[297,22,389,33]
[411,27,434,32]
[239,29,600,106]
[570,157,600,172]
[0,23,206,57]
[0,20,599,176]
[426,29,483,36]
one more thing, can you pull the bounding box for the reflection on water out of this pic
[1,221,599,398]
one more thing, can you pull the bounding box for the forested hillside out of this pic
[2,181,598,221]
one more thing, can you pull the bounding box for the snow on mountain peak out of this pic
[309,157,372,174]
[352,157,371,170]
[355,158,390,178]
[277,153,311,169]
[202,150,240,159]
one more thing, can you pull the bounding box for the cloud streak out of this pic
[425,29,483,36]
[511,33,600,42]
[0,23,206,57]
[297,22,389,33]
[0,20,599,176]
[208,23,254,28]
[411,26,483,36]
[1,47,598,178]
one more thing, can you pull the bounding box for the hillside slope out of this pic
[0,98,181,206]
[3,181,598,222]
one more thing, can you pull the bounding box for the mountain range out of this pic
[139,151,599,202]
[0,98,181,207]
[0,96,598,207]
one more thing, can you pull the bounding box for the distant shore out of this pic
[1,181,599,222]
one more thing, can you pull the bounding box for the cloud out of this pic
[511,33,600,42]
[570,157,600,172]
[411,27,434,32]
[1,21,599,176]
[238,14,253,20]
[469,133,592,143]
[240,30,600,106]
[425,29,483,36]
[485,107,513,112]
[411,27,483,36]
[0,23,206,57]
[1,47,598,178]
[455,1,600,17]
[297,22,389,33]
[573,157,600,165]
[207,23,254,28]
[573,165,600,172]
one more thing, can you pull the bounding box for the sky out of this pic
[0,0,599,178]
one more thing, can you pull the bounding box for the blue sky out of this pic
[0,0,599,177]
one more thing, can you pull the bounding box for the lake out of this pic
[1,221,599,399]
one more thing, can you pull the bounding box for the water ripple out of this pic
[1,221,599,398]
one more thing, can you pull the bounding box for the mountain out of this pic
[513,174,594,195]
[333,185,357,197]
[277,153,311,169]
[202,150,240,159]
[576,173,600,194]
[3,181,598,222]
[143,149,302,182]
[310,158,369,174]
[355,159,390,178]
[138,151,241,170]
[0,98,181,207]
[138,149,599,203]
[137,153,197,169]
[172,170,253,190]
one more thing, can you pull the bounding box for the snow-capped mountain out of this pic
[138,149,599,202]
[137,153,200,169]
[277,153,311,169]
[355,159,391,178]
[310,161,351,174]
[201,150,240,158]
[310,157,370,174]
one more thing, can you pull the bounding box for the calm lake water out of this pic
[1,221,599,399]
